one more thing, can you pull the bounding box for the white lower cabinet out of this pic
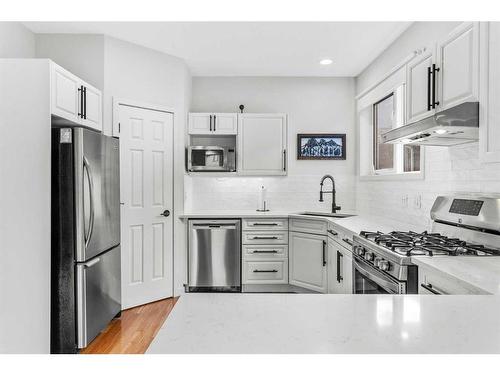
[241,218,289,285]
[289,231,327,293]
[418,265,489,295]
[327,237,353,294]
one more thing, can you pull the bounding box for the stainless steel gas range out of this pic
[352,195,500,294]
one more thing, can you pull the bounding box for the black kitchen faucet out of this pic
[319,174,341,213]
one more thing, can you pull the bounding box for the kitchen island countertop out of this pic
[147,293,500,354]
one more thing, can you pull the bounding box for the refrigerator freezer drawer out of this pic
[76,245,121,349]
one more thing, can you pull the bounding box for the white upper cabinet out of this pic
[406,22,479,125]
[51,63,80,120]
[289,231,327,293]
[50,62,102,132]
[188,113,238,135]
[480,22,500,163]
[436,22,479,111]
[406,47,436,124]
[238,113,287,176]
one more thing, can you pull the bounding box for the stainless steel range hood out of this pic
[381,102,479,146]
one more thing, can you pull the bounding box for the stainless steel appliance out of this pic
[381,101,479,146]
[188,219,241,292]
[187,146,235,172]
[353,195,500,294]
[51,127,121,353]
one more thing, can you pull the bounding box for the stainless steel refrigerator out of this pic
[51,127,121,353]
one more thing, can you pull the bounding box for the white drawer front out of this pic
[242,231,288,245]
[418,266,489,295]
[243,260,288,284]
[242,218,288,231]
[243,244,288,259]
[290,218,327,235]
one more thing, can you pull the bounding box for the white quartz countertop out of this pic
[412,256,500,295]
[147,293,500,354]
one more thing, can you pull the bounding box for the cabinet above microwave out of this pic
[188,113,238,135]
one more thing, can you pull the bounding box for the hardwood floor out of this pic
[81,297,179,354]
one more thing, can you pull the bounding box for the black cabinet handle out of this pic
[427,66,432,111]
[83,86,87,119]
[252,250,278,254]
[252,236,278,240]
[337,250,343,283]
[78,85,84,118]
[209,115,212,131]
[283,150,287,171]
[420,283,442,295]
[328,229,338,236]
[322,240,327,267]
[253,269,278,273]
[432,64,440,108]
[343,238,353,246]
[252,223,278,226]
[213,115,216,131]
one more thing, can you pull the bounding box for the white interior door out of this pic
[118,104,174,309]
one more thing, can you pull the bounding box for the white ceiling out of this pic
[24,22,412,77]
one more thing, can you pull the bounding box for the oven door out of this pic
[353,256,405,294]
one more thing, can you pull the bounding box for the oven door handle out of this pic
[353,257,402,294]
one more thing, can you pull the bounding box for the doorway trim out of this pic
[112,97,177,302]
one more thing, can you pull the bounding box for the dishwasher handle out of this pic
[192,224,237,230]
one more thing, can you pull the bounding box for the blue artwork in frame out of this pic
[297,133,346,160]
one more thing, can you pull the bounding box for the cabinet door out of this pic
[81,84,102,132]
[188,113,212,134]
[341,249,353,294]
[480,22,500,163]
[406,48,435,124]
[238,113,287,176]
[437,22,479,111]
[289,231,327,293]
[213,113,238,134]
[51,63,80,122]
[327,238,343,294]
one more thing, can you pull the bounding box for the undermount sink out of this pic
[299,212,356,218]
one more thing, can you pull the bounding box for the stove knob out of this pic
[364,252,374,261]
[379,260,390,271]
[373,257,381,268]
[355,246,365,257]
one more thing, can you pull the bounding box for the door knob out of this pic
[161,209,170,217]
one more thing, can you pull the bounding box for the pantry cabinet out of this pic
[480,22,500,163]
[289,231,327,293]
[238,113,287,176]
[406,22,479,125]
[50,62,102,132]
[188,113,238,135]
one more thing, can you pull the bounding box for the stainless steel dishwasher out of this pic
[188,219,241,292]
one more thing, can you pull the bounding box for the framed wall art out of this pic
[297,133,346,160]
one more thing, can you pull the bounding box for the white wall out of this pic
[36,34,104,89]
[355,21,500,229]
[0,22,35,58]
[188,77,356,213]
[0,60,51,353]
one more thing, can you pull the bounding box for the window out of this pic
[373,93,395,172]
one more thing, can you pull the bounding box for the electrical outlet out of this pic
[414,194,422,209]
[402,194,409,207]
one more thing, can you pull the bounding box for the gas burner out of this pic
[360,230,500,257]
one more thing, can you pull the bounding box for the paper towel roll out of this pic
[258,185,267,211]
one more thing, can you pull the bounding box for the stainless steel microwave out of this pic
[187,146,235,172]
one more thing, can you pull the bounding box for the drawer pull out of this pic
[328,229,338,236]
[420,283,444,295]
[252,236,278,240]
[342,238,353,246]
[252,223,279,226]
[253,269,278,273]
[252,250,278,253]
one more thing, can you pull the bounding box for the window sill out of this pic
[359,171,425,182]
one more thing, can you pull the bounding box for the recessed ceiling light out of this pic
[319,59,333,65]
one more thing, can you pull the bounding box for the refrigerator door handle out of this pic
[84,257,100,268]
[83,156,95,248]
